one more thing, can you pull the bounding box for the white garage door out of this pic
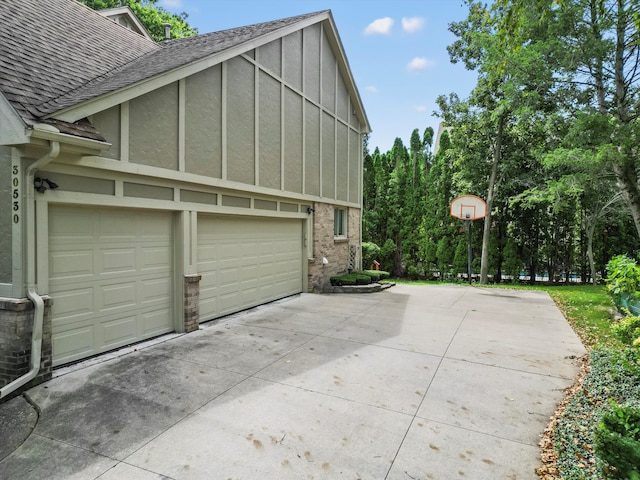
[48,206,174,366]
[198,215,303,321]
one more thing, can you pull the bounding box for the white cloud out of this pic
[413,105,427,112]
[402,17,424,33]
[364,17,394,35]
[366,85,379,93]
[161,0,182,8]
[407,57,436,71]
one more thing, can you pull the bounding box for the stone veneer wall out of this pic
[308,202,361,292]
[0,297,53,399]
[184,274,202,333]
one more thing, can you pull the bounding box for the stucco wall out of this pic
[0,146,12,284]
[227,56,255,185]
[308,202,361,292]
[130,82,179,170]
[92,105,120,160]
[88,23,362,208]
[259,71,281,189]
[185,65,223,178]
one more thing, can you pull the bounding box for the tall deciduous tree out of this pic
[497,0,640,238]
[444,2,515,283]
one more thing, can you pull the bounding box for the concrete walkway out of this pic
[0,284,586,479]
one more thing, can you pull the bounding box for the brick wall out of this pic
[184,274,201,333]
[307,202,361,292]
[0,296,53,398]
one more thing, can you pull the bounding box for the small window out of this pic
[334,208,347,237]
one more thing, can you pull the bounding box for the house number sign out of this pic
[12,164,20,224]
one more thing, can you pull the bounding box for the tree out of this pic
[423,130,461,278]
[444,2,517,283]
[80,0,198,41]
[497,0,640,238]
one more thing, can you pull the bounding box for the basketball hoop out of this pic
[449,195,487,285]
[450,195,487,220]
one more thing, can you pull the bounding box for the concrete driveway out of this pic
[0,284,586,479]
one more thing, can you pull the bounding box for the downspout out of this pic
[1,140,60,399]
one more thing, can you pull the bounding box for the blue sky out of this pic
[160,0,478,153]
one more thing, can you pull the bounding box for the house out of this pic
[97,6,155,40]
[0,0,370,398]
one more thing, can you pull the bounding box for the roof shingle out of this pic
[0,0,327,125]
[0,0,159,123]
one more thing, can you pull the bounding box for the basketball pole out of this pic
[466,219,472,285]
[450,195,487,286]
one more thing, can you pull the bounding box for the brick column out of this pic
[183,274,202,333]
[0,296,53,396]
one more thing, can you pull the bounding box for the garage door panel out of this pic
[200,297,217,317]
[220,293,241,315]
[52,327,94,364]
[101,315,138,348]
[49,210,93,238]
[241,288,259,306]
[239,265,258,282]
[99,212,138,236]
[49,206,174,366]
[50,250,94,280]
[141,246,173,269]
[142,308,173,335]
[140,216,174,237]
[140,277,173,303]
[101,248,137,274]
[51,287,95,321]
[100,282,137,311]
[198,215,302,321]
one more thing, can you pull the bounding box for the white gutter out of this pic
[1,140,60,399]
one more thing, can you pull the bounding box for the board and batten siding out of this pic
[90,22,363,206]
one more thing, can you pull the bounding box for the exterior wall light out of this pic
[34,177,59,193]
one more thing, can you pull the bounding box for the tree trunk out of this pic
[612,160,640,239]
[586,221,597,284]
[480,115,505,284]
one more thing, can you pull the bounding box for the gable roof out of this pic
[98,6,155,41]
[41,10,328,118]
[0,0,370,137]
[0,0,158,124]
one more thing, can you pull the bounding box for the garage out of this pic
[48,206,174,366]
[198,215,303,321]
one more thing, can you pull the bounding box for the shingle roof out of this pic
[0,0,327,126]
[0,0,158,123]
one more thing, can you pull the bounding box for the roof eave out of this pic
[0,94,30,145]
[29,123,111,155]
[321,13,371,134]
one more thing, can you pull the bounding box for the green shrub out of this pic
[361,270,390,281]
[606,255,640,313]
[554,348,640,479]
[362,242,381,270]
[330,273,372,286]
[594,402,640,479]
[614,316,640,347]
[379,239,396,273]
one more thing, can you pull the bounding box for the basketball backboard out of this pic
[450,195,487,220]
